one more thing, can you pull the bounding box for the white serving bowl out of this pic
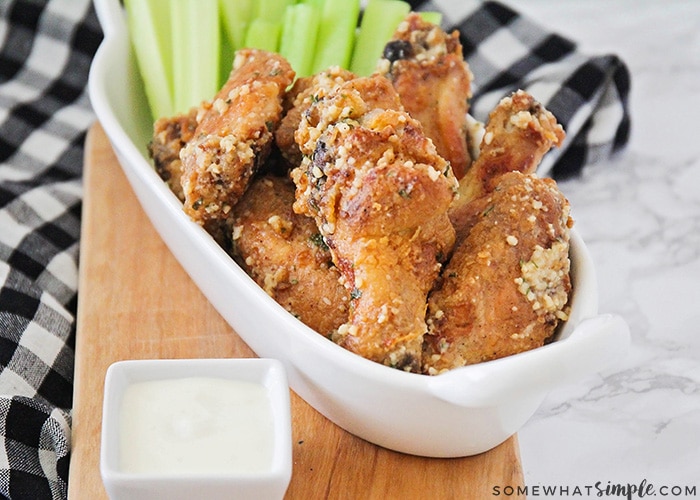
[100,358,292,500]
[89,0,631,458]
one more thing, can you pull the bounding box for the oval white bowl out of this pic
[88,0,630,457]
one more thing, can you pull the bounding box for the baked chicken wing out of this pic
[148,108,198,201]
[378,13,474,179]
[423,171,573,373]
[275,66,357,168]
[179,49,295,242]
[232,174,349,335]
[450,90,565,241]
[292,75,458,371]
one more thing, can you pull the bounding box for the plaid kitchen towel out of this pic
[0,0,101,498]
[0,0,628,498]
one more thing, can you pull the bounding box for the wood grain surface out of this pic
[67,123,526,499]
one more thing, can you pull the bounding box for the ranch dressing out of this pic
[118,377,274,475]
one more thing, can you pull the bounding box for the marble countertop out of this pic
[491,0,700,495]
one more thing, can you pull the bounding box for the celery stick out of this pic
[171,0,220,113]
[279,3,320,77]
[255,0,294,23]
[350,0,410,76]
[220,0,253,82]
[124,0,174,119]
[220,0,254,50]
[219,23,235,87]
[299,0,325,10]
[244,19,282,52]
[311,0,360,74]
[419,11,443,26]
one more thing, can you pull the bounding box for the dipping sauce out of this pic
[118,377,274,475]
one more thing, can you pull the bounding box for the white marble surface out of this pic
[491,0,700,496]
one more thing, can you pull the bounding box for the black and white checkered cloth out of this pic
[0,1,101,498]
[0,1,628,498]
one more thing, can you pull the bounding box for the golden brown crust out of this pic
[292,75,457,371]
[378,13,474,179]
[423,171,572,373]
[232,174,349,335]
[179,49,295,242]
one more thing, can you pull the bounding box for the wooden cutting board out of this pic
[68,123,525,499]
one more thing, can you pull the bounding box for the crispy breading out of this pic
[148,108,198,201]
[450,90,565,242]
[378,13,474,179]
[179,49,295,243]
[423,171,573,373]
[232,174,349,335]
[275,66,357,168]
[292,75,458,371]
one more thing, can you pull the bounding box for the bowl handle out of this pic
[426,314,630,407]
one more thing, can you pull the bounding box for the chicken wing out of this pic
[292,75,458,371]
[378,13,474,179]
[148,108,198,201]
[275,66,357,168]
[450,90,565,242]
[232,174,349,335]
[423,171,573,373]
[179,49,295,243]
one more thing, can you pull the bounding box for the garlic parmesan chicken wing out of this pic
[232,174,349,336]
[450,90,565,241]
[292,75,458,371]
[179,49,295,242]
[148,108,198,201]
[275,66,357,168]
[378,13,474,179]
[423,171,573,373]
[424,90,569,373]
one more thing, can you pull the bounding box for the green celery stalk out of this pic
[124,0,174,119]
[220,0,254,50]
[219,0,254,83]
[244,19,282,52]
[171,0,220,114]
[419,11,443,26]
[255,0,295,23]
[350,0,410,76]
[279,3,320,77]
[219,24,235,87]
[300,0,325,8]
[311,0,360,74]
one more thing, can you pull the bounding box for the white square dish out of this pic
[100,358,292,500]
[89,0,630,458]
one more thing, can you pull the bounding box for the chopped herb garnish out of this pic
[310,233,329,251]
